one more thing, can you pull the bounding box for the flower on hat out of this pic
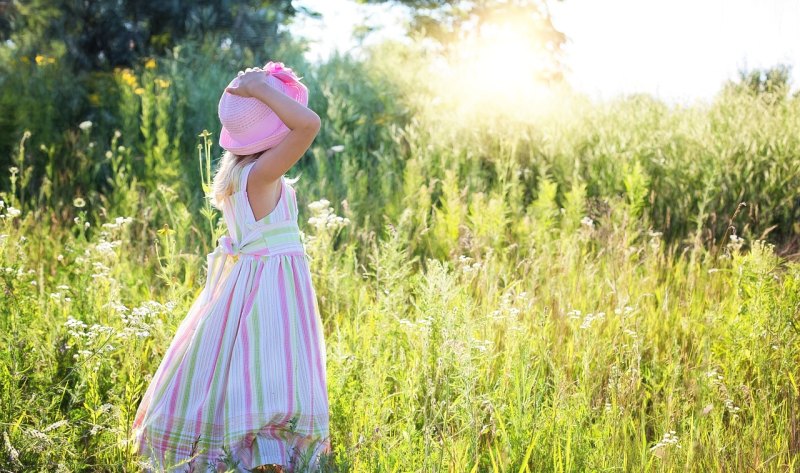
[265,61,287,73]
[264,61,303,84]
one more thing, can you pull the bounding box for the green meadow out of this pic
[1,33,799,472]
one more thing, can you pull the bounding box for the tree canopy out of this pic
[1,0,308,72]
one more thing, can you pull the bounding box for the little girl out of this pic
[131,62,331,473]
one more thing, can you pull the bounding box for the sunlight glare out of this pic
[427,16,563,125]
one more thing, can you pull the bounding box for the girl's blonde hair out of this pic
[209,150,260,210]
[208,149,300,210]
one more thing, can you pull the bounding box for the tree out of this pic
[722,64,793,102]
[1,0,306,72]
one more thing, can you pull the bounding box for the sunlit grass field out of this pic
[1,37,799,472]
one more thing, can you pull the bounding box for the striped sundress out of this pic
[131,160,331,472]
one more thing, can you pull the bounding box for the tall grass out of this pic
[0,35,798,472]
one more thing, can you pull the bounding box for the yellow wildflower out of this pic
[35,54,45,65]
[155,78,170,88]
[145,58,156,69]
[119,69,138,88]
[134,87,145,95]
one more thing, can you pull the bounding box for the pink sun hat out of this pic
[218,61,309,155]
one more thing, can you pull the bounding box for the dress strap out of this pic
[239,161,255,194]
[288,182,298,217]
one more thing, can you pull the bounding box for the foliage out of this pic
[0,27,799,473]
[2,0,301,72]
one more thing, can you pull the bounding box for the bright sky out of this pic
[286,0,800,104]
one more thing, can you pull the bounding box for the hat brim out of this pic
[218,79,309,155]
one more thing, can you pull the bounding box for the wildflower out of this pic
[308,199,330,213]
[155,78,170,88]
[580,216,594,228]
[650,430,681,458]
[78,120,93,131]
[42,420,69,432]
[3,431,20,464]
[134,87,145,95]
[144,58,156,69]
[94,240,119,255]
[330,145,345,153]
[9,166,18,175]
[119,69,138,88]
[307,198,350,231]
[580,311,605,329]
[6,206,21,217]
[24,428,52,452]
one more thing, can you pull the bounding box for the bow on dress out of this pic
[198,225,304,317]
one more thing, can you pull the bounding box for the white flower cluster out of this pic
[64,316,116,359]
[650,430,681,453]
[727,234,745,253]
[457,254,483,275]
[0,198,21,219]
[488,290,521,320]
[50,284,73,303]
[22,427,53,453]
[579,311,606,329]
[614,305,634,316]
[706,369,741,416]
[91,261,111,279]
[3,431,19,465]
[42,420,69,432]
[111,299,174,340]
[307,199,350,232]
[101,216,133,229]
[94,240,120,255]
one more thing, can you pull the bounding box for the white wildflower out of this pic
[3,430,20,464]
[650,430,681,456]
[42,420,69,432]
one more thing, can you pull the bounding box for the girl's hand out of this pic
[225,67,269,98]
